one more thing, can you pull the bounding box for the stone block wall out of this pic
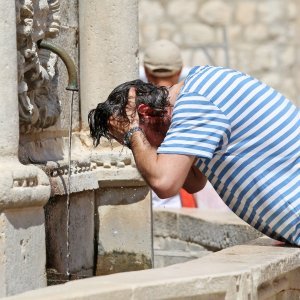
[95,186,152,275]
[139,0,300,106]
[0,207,47,296]
[153,208,262,268]
[45,191,95,284]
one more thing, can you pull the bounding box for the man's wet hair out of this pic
[88,79,170,146]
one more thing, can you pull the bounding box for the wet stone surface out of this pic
[96,251,152,276]
[47,268,92,286]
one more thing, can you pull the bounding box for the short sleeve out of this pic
[157,92,231,159]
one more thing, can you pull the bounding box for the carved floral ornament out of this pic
[16,0,61,133]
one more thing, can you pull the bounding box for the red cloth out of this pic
[180,189,197,208]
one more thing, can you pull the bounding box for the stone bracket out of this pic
[0,160,50,210]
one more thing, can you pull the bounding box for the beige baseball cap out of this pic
[143,40,183,77]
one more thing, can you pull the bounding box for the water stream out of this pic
[66,90,75,278]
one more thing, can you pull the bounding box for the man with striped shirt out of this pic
[89,65,300,246]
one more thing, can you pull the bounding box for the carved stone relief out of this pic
[16,0,61,133]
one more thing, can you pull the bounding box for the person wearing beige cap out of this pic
[143,40,183,87]
[143,40,193,208]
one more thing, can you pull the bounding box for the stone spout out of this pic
[37,39,79,91]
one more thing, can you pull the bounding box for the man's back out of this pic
[158,65,300,245]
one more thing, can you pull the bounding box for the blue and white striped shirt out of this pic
[158,65,300,245]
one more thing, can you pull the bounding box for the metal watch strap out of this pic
[123,127,143,149]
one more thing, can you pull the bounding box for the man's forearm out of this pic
[130,131,195,198]
[130,131,160,187]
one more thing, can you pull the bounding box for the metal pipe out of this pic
[37,39,79,91]
[38,40,78,278]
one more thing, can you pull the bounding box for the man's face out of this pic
[145,68,181,87]
[139,106,172,147]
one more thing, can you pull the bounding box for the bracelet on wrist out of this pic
[123,127,143,149]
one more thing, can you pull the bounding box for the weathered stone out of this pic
[139,1,164,22]
[159,22,177,40]
[154,209,262,253]
[138,0,300,106]
[17,0,61,133]
[95,187,152,275]
[235,2,257,25]
[154,236,210,268]
[96,251,151,276]
[287,0,297,20]
[191,49,212,66]
[0,1,51,296]
[244,23,269,42]
[79,0,139,129]
[198,0,232,26]
[167,0,198,21]
[227,25,243,43]
[0,208,47,297]
[257,1,285,24]
[45,191,94,276]
[140,24,159,47]
[280,46,296,68]
[6,237,300,300]
[182,23,216,45]
[181,49,193,67]
[254,44,277,71]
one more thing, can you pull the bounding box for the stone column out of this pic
[79,0,139,129]
[0,1,19,155]
[78,0,153,273]
[0,1,50,297]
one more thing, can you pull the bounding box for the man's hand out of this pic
[108,87,139,145]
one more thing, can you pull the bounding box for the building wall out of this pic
[139,0,300,106]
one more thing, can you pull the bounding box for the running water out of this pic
[66,90,75,279]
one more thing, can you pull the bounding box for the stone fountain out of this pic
[0,0,151,297]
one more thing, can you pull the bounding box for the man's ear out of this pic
[137,104,153,116]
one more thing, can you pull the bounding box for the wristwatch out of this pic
[123,127,143,149]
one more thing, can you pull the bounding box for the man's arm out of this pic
[108,87,196,198]
[130,131,195,198]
